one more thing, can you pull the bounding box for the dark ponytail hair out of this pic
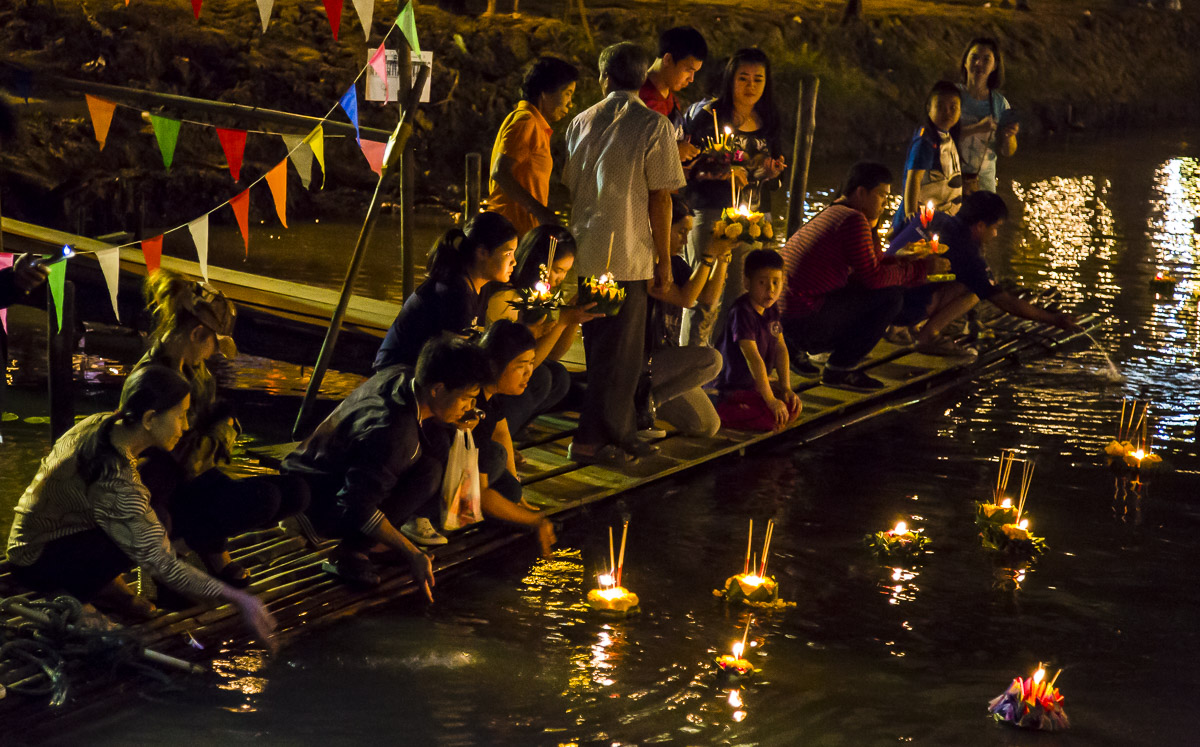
[76,365,191,484]
[511,225,578,290]
[479,320,537,383]
[713,48,779,138]
[426,211,518,283]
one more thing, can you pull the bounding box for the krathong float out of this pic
[712,204,773,250]
[987,663,1070,732]
[1148,270,1177,292]
[509,234,565,314]
[978,452,1047,557]
[586,522,639,616]
[690,117,735,181]
[864,520,930,562]
[714,616,759,683]
[714,520,795,609]
[578,233,627,317]
[1103,399,1163,476]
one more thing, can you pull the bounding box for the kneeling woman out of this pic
[5,365,275,643]
[136,270,308,587]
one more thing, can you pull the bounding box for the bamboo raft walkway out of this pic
[0,284,1097,735]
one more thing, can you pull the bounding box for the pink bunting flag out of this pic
[368,41,389,100]
[230,189,251,257]
[142,235,163,275]
[360,139,387,176]
[0,253,11,333]
[85,95,117,150]
[216,128,248,181]
[191,0,203,19]
[265,160,288,228]
[323,0,343,40]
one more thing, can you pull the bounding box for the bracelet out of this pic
[700,258,716,268]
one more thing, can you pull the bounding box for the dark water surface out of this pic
[7,128,1200,745]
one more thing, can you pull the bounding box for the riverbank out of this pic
[1,0,1197,232]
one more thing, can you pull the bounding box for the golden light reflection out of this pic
[212,648,269,712]
[881,567,920,606]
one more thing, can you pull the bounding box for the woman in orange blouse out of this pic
[488,56,578,237]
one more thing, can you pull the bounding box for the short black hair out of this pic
[520,56,579,103]
[415,335,490,393]
[658,26,707,63]
[927,80,961,107]
[957,190,1009,227]
[839,161,893,198]
[480,320,537,382]
[743,248,784,279]
[599,42,651,92]
[670,193,692,225]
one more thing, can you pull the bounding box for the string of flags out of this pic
[160,0,421,45]
[18,3,422,333]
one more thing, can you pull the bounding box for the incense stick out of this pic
[608,527,616,581]
[740,615,753,654]
[546,235,557,276]
[1016,461,1035,521]
[743,519,753,575]
[616,520,629,586]
[758,520,775,578]
[605,232,614,275]
[1118,399,1128,440]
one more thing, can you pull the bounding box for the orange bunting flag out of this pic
[191,0,203,19]
[323,0,343,40]
[230,189,251,257]
[141,235,164,275]
[265,160,288,228]
[216,128,247,181]
[85,95,116,150]
[360,139,387,177]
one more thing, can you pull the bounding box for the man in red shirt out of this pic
[779,162,947,390]
[638,26,707,163]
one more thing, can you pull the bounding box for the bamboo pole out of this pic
[292,65,429,440]
[785,75,819,238]
[464,152,482,224]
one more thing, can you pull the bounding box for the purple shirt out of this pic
[716,293,782,392]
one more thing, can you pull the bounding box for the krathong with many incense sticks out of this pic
[1103,399,1163,475]
[714,520,794,608]
[690,117,736,183]
[578,232,626,317]
[586,521,639,616]
[987,663,1070,732]
[510,234,566,314]
[978,453,1047,556]
[864,519,931,561]
[714,616,759,682]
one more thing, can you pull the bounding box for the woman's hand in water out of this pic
[223,587,278,654]
[535,518,557,558]
[409,549,436,603]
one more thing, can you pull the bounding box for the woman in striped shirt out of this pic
[6,365,275,646]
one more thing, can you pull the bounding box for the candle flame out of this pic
[1033,667,1045,684]
[740,574,763,586]
[732,642,744,659]
[1018,519,1029,530]
[596,587,625,600]
[1131,449,1145,460]
[597,573,614,587]
[1156,272,1164,280]
[926,200,934,212]
[724,126,732,135]
[597,273,612,285]
[893,521,908,535]
[535,281,550,294]
[1000,498,1012,508]
[728,689,743,707]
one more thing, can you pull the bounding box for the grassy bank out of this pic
[1,0,1197,231]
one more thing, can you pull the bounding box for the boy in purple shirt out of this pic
[715,250,802,431]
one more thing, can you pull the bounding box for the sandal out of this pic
[568,442,638,467]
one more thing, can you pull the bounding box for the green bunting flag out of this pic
[150,114,182,170]
[47,260,66,332]
[396,1,420,54]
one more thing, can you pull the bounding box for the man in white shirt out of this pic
[563,42,687,465]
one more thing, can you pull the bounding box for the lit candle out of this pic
[893,521,908,536]
[930,234,940,254]
[1032,666,1046,700]
[920,200,935,228]
[1000,498,1012,509]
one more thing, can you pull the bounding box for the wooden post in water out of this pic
[399,39,417,299]
[291,65,430,440]
[464,152,481,225]
[785,75,820,239]
[47,280,75,440]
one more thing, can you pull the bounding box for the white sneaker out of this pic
[638,425,667,439]
[401,517,449,546]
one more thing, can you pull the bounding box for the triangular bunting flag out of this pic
[188,215,210,283]
[256,0,274,32]
[306,125,326,188]
[95,248,122,322]
[149,115,182,171]
[230,189,251,257]
[216,128,248,181]
[0,253,11,333]
[265,160,289,227]
[85,95,117,151]
[368,41,389,100]
[352,0,375,41]
[191,0,203,19]
[360,139,387,177]
[339,86,359,144]
[323,0,343,41]
[282,135,314,189]
[47,261,66,333]
[397,1,420,54]
[141,235,163,275]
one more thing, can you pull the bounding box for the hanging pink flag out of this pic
[264,160,288,228]
[0,253,11,332]
[368,41,389,100]
[85,95,117,150]
[230,189,251,257]
[142,235,163,275]
[216,128,248,181]
[360,139,387,176]
[323,0,343,41]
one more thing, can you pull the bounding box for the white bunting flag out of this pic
[256,0,274,32]
[188,214,210,283]
[95,248,122,322]
[352,0,375,41]
[282,134,315,189]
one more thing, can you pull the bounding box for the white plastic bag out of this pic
[441,429,483,531]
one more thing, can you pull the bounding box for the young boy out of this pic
[715,249,802,432]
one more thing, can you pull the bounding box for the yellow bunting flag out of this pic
[360,139,387,177]
[352,0,375,41]
[265,160,288,228]
[141,235,163,275]
[306,125,326,189]
[95,248,122,321]
[149,115,182,171]
[230,189,251,257]
[396,0,420,54]
[47,261,66,333]
[85,95,117,150]
[187,214,210,283]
